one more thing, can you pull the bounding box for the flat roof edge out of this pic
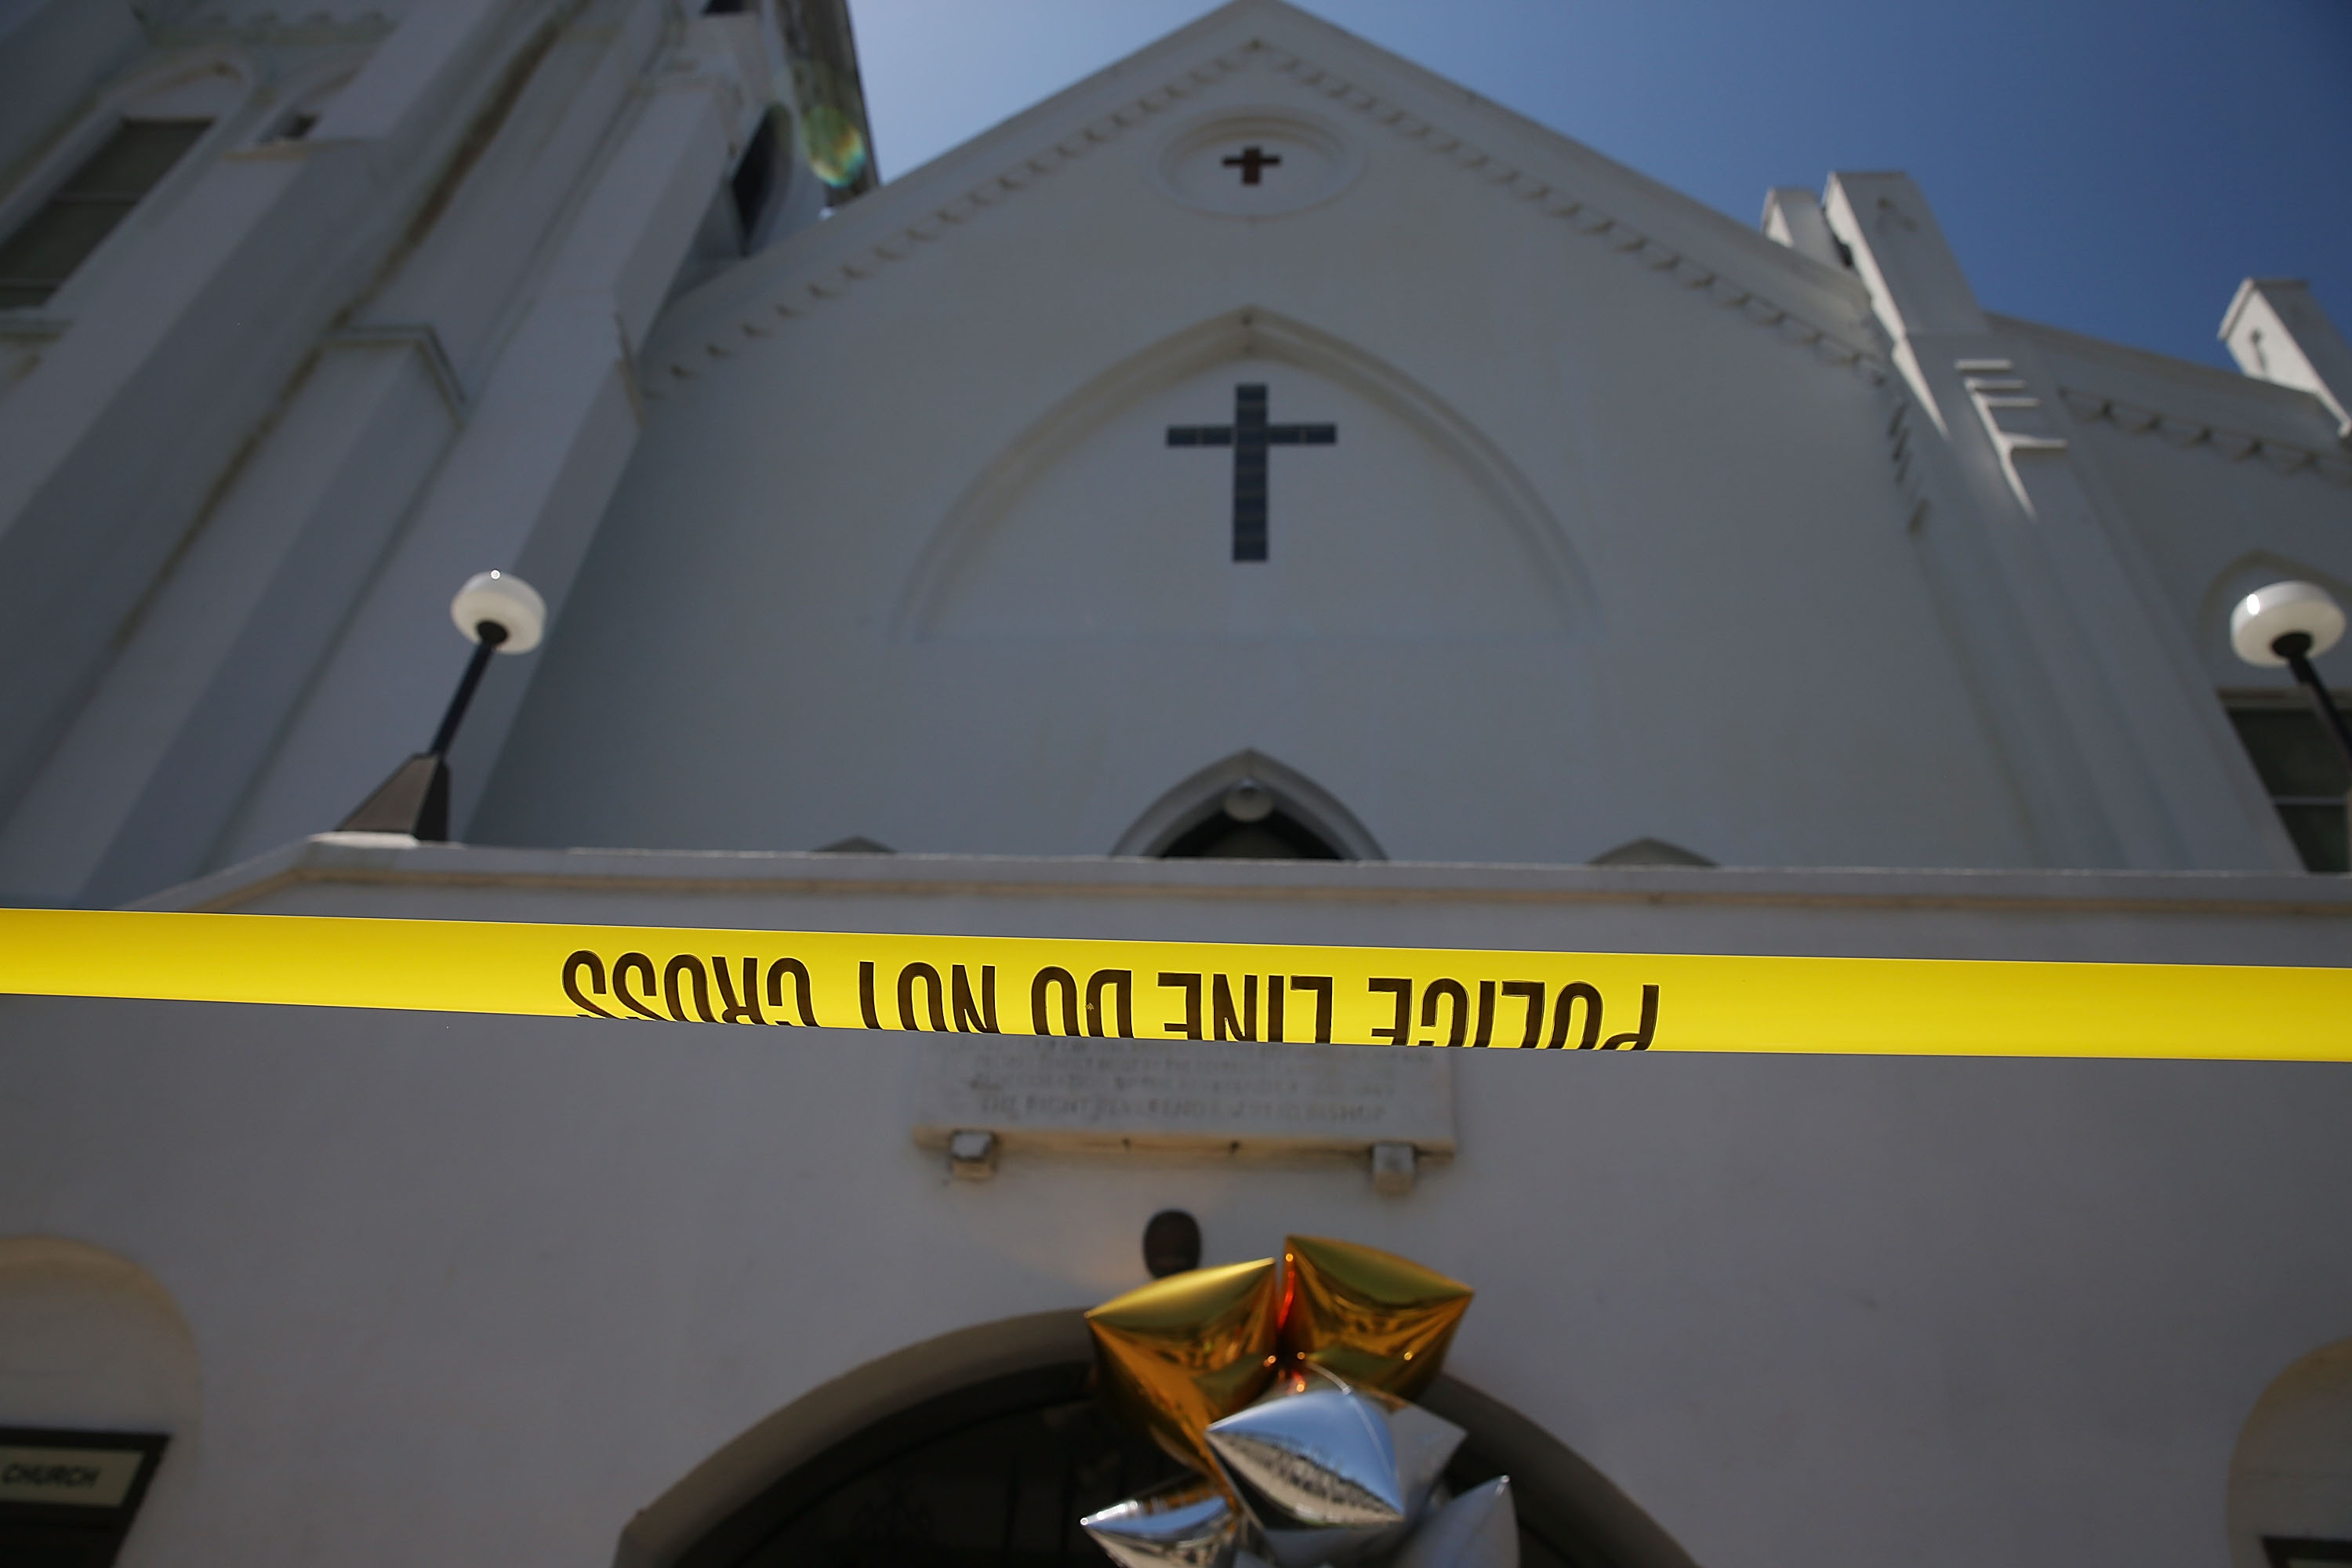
[127,836,2352,920]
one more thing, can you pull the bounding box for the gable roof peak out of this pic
[646,0,1884,391]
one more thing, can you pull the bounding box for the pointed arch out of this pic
[1589,837,1715,867]
[890,306,1595,640]
[1112,749,1383,860]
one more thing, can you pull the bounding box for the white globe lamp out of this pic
[449,569,547,653]
[2230,580,2352,870]
[1221,780,1275,823]
[2230,580,2344,668]
[336,569,550,841]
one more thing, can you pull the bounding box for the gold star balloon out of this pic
[1087,1258,1282,1472]
[1084,1239,1497,1567]
[1277,1236,1472,1401]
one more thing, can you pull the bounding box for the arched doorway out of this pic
[633,1317,1700,1568]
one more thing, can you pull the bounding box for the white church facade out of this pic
[2,1,2350,1566]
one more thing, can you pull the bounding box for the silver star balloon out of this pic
[1208,1386,1405,1526]
[1391,1477,1518,1568]
[1243,1369,1465,1526]
[1082,1476,1243,1568]
[1385,1399,1468,1521]
[1207,1385,1412,1566]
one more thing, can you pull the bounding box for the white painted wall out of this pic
[1,0,2345,901]
[2230,1340,2352,1567]
[0,0,817,905]
[0,0,145,184]
[470,5,2349,877]
[4,841,2348,1568]
[474,16,2007,869]
[2016,316,2352,695]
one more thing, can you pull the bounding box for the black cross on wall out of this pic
[1221,145,1281,184]
[1167,384,1337,562]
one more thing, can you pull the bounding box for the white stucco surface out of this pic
[2,0,2347,902]
[6,840,2350,1568]
[474,17,2048,872]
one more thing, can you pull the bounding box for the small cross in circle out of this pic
[1221,145,1282,186]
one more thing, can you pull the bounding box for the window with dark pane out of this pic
[2227,695,2352,873]
[730,107,784,242]
[1160,808,1343,861]
[677,1366,1191,1568]
[0,120,209,309]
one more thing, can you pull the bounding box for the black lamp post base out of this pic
[336,753,450,840]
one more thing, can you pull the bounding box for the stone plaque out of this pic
[911,1036,1454,1158]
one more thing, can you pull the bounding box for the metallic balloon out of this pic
[1385,1399,1468,1520]
[1089,1257,1282,1471]
[1082,1239,1500,1568]
[1254,1518,1396,1568]
[1258,1359,1352,1401]
[1083,1476,1243,1568]
[1390,1476,1518,1568]
[1207,1385,1410,1567]
[1279,1236,1473,1400]
[1243,1365,1464,1525]
[1207,1387,1405,1528]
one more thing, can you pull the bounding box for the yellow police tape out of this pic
[1,907,2348,1061]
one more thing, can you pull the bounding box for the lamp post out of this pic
[337,571,547,841]
[2230,580,2352,865]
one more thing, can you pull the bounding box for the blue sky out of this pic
[848,0,2351,371]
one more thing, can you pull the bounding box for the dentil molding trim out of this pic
[648,35,1892,397]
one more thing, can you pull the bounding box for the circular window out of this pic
[1153,108,1360,219]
